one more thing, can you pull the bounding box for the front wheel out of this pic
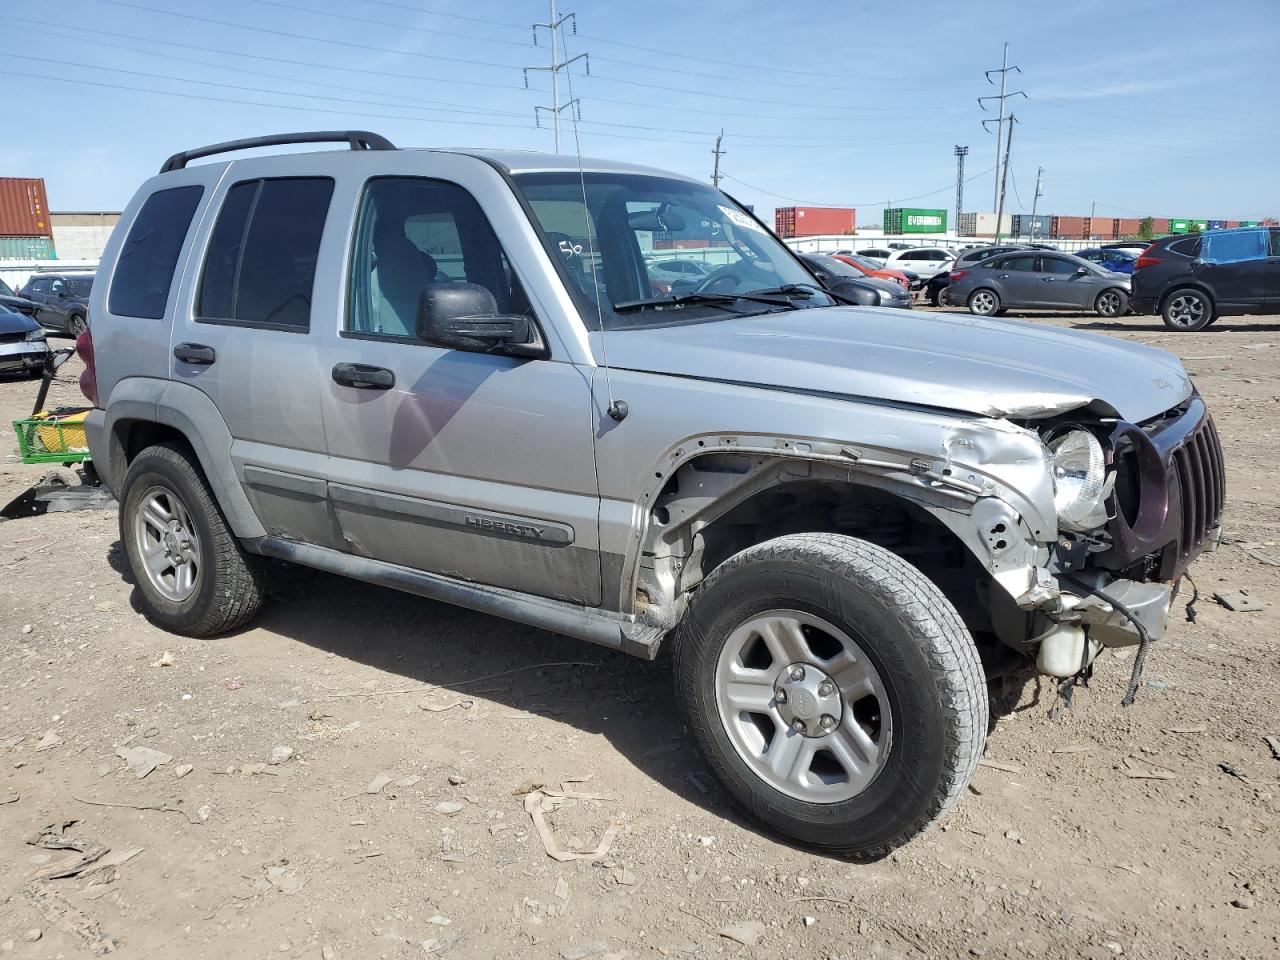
[968,288,1001,316]
[672,533,987,859]
[70,313,87,336]
[1161,287,1214,331]
[1094,288,1128,318]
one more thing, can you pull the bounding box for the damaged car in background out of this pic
[83,132,1224,860]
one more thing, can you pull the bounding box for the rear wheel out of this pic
[968,289,1000,316]
[69,313,87,336]
[672,533,987,859]
[120,442,265,636]
[1161,287,1214,331]
[1094,288,1128,318]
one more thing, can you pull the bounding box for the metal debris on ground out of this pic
[35,728,62,751]
[365,774,393,795]
[1213,590,1264,612]
[1165,725,1207,734]
[522,780,620,863]
[1218,762,1249,782]
[22,821,126,955]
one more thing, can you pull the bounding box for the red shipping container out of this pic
[0,178,52,237]
[1150,218,1170,234]
[1051,215,1086,239]
[1224,220,1240,228]
[1115,218,1142,237]
[774,206,855,238]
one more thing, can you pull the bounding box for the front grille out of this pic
[1171,415,1225,562]
[0,330,28,345]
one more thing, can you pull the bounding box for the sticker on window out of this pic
[717,205,766,234]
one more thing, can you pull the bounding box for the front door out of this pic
[170,172,343,550]
[319,175,601,606]
[1037,255,1096,308]
[1198,229,1272,312]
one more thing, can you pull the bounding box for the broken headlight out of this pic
[1046,428,1110,531]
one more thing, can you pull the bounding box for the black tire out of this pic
[1161,287,1214,331]
[1094,288,1128,318]
[930,284,945,307]
[968,288,1001,316]
[672,532,987,859]
[119,442,265,636]
[69,313,87,337]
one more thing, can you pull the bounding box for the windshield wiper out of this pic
[613,291,796,312]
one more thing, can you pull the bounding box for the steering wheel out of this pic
[693,261,778,295]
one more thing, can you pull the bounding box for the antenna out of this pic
[525,0,589,153]
[557,20,625,422]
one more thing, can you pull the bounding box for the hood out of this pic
[598,307,1191,421]
[0,293,39,314]
[0,307,41,336]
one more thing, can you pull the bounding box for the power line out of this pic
[722,164,998,209]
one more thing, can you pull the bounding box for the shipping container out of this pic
[1115,217,1142,238]
[1168,219,1190,234]
[1011,213,1050,238]
[1050,215,1087,239]
[1206,220,1226,230]
[774,206,856,238]
[1150,218,1170,234]
[1190,220,1209,232]
[0,236,56,260]
[1237,220,1258,227]
[958,211,1011,237]
[0,178,52,237]
[884,207,947,235]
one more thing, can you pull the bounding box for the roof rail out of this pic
[160,130,396,174]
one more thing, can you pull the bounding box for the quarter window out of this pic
[108,185,204,319]
[198,177,334,331]
[347,177,531,339]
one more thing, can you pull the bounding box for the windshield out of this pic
[0,279,15,297]
[513,172,837,329]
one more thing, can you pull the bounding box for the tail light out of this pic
[76,327,98,406]
[1135,252,1162,270]
[949,269,969,282]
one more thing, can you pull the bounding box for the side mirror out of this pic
[56,289,68,299]
[827,278,877,306]
[417,283,544,358]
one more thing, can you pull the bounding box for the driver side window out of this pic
[347,177,531,339]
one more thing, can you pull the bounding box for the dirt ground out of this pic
[1,312,1277,960]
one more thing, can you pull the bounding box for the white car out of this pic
[646,259,712,283]
[853,247,892,265]
[883,247,957,281]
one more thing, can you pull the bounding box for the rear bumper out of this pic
[1130,295,1158,314]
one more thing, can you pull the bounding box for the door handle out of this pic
[332,362,395,390]
[1041,277,1056,282]
[174,342,216,365]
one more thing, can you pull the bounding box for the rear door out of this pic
[1268,230,1280,312]
[171,167,344,550]
[1198,229,1271,312]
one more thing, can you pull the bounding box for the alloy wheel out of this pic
[1166,293,1205,329]
[970,291,996,315]
[1098,291,1123,316]
[133,484,202,602]
[714,610,893,803]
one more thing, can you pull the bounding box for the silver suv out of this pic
[83,132,1224,858]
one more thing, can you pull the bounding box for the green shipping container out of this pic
[0,235,56,259]
[1190,220,1209,232]
[1168,219,1190,234]
[1239,220,1259,227]
[883,207,947,235]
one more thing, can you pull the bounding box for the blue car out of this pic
[1078,247,1136,275]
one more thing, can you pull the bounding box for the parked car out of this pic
[798,254,913,308]
[945,251,1130,317]
[829,253,915,288]
[1078,248,1136,275]
[853,247,892,264]
[0,303,50,378]
[883,247,956,284]
[84,130,1224,858]
[646,259,712,283]
[1131,227,1280,331]
[19,272,94,335]
[925,244,1032,307]
[0,277,42,320]
[1101,242,1152,257]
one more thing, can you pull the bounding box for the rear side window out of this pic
[1202,230,1268,264]
[1168,237,1201,257]
[198,177,334,331]
[108,185,203,319]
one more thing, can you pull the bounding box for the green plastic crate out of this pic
[12,411,92,464]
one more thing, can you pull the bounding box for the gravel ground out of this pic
[0,311,1277,959]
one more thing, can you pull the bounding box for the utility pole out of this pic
[979,43,1025,212]
[525,0,589,153]
[954,145,968,237]
[992,116,1017,243]
[1029,166,1043,240]
[711,129,726,189]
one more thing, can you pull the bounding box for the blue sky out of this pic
[3,0,1278,224]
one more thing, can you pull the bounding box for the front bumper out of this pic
[0,340,50,374]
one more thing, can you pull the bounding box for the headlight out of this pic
[24,327,46,342]
[1047,429,1109,531]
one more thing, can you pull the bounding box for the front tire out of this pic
[70,313,87,336]
[120,442,265,636]
[1094,288,1128,318]
[672,533,987,859]
[968,288,1001,316]
[1161,287,1214,331]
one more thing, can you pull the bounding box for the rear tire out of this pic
[1161,287,1214,331]
[968,289,1000,316]
[70,313,87,336]
[1094,288,1128,318]
[672,533,987,859]
[120,442,265,636]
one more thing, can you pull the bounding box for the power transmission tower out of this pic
[990,116,1018,243]
[979,43,1026,211]
[1029,166,1043,240]
[954,145,968,236]
[524,0,589,153]
[711,130,726,189]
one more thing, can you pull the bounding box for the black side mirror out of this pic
[417,283,545,358]
[56,289,68,299]
[827,278,877,306]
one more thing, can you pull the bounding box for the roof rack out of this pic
[160,130,395,174]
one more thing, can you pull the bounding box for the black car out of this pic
[926,244,1032,306]
[799,254,913,309]
[1131,227,1280,331]
[19,272,94,336]
[0,277,41,321]
[0,303,50,378]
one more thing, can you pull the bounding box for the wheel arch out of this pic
[1156,282,1214,315]
[102,377,266,539]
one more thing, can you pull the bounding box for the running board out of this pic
[250,536,665,659]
